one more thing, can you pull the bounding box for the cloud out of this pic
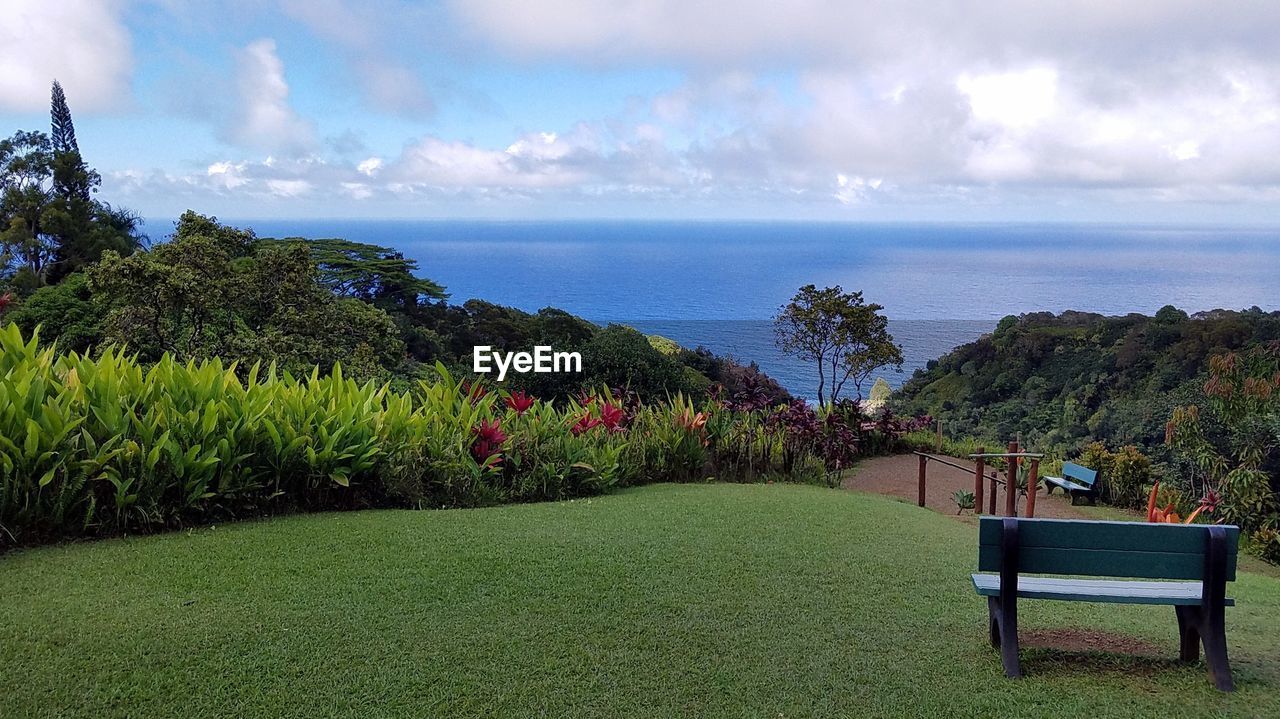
[279,0,435,118]
[224,39,316,154]
[97,1,1280,218]
[448,1,1280,70]
[0,0,132,112]
[441,0,1280,199]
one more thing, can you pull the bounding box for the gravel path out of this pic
[841,453,1090,520]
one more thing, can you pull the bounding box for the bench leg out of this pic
[1201,605,1234,692]
[987,597,1001,648]
[1175,604,1234,691]
[1175,606,1200,662]
[987,596,1021,678]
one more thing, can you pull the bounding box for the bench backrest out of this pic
[1061,462,1098,487]
[978,516,1239,581]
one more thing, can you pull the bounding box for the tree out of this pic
[4,273,102,353]
[0,83,142,288]
[774,284,903,405]
[1167,341,1280,534]
[581,324,705,400]
[50,81,78,156]
[49,80,93,203]
[0,130,55,288]
[88,212,405,381]
[276,237,447,310]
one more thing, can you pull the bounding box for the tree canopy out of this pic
[774,284,903,404]
[0,82,142,291]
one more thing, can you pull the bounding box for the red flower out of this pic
[0,292,12,313]
[570,413,602,435]
[470,419,507,462]
[463,381,488,405]
[577,390,596,406]
[505,390,536,415]
[599,402,627,432]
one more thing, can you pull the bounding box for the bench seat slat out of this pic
[1043,476,1094,493]
[971,574,1234,606]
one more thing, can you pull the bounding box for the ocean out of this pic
[233,220,1280,400]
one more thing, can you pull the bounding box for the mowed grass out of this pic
[2,484,1279,718]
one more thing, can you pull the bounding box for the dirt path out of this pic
[841,453,1091,520]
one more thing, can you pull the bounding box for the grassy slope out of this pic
[2,484,1278,719]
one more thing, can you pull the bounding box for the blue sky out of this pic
[3,1,1280,222]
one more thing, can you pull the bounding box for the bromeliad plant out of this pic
[1146,481,1219,524]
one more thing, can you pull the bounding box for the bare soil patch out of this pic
[841,453,1090,520]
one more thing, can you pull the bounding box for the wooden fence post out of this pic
[974,446,985,516]
[988,459,998,515]
[1026,458,1040,518]
[1005,441,1019,517]
[917,453,927,507]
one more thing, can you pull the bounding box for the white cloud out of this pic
[958,67,1059,130]
[834,174,883,204]
[0,0,132,112]
[225,39,315,154]
[95,1,1280,217]
[448,1,1280,70]
[266,178,312,197]
[207,161,249,189]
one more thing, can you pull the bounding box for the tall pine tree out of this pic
[45,80,136,283]
[49,80,95,203]
[50,81,79,155]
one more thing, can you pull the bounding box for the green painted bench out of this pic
[972,516,1240,690]
[1042,462,1099,504]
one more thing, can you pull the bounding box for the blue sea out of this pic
[230,220,1280,400]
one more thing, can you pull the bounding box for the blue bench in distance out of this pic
[972,516,1240,691]
[1042,461,1099,504]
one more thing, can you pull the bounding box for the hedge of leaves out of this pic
[0,324,849,548]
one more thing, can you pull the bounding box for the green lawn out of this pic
[2,484,1279,718]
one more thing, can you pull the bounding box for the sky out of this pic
[2,0,1280,222]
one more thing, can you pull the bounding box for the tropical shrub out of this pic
[1167,341,1280,536]
[0,324,840,548]
[1073,441,1153,509]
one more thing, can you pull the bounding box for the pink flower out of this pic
[505,390,536,415]
[570,414,602,436]
[599,403,627,432]
[471,419,507,462]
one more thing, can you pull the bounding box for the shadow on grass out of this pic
[1015,628,1189,679]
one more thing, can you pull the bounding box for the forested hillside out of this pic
[894,307,1280,460]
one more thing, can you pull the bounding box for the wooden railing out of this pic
[912,440,1044,517]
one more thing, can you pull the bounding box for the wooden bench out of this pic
[972,516,1240,691]
[1042,462,1099,504]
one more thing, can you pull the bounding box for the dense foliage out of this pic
[1167,341,1280,560]
[894,307,1280,461]
[0,325,834,548]
[896,307,1280,561]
